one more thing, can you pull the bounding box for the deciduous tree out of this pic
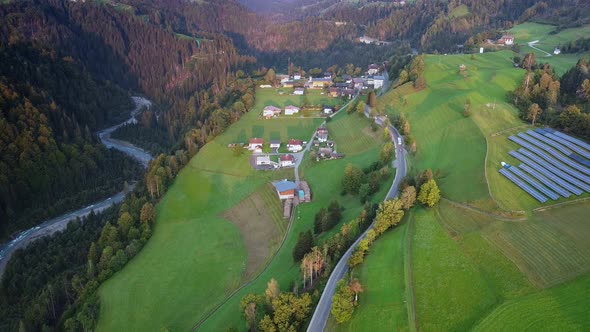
[331,280,355,324]
[527,103,542,125]
[417,179,441,207]
[400,186,417,210]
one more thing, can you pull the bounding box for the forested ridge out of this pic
[0,44,142,240]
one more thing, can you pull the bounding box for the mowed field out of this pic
[197,107,392,331]
[357,50,590,331]
[509,22,590,75]
[96,88,323,331]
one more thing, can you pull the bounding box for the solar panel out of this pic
[570,154,590,168]
[507,166,559,200]
[553,130,590,151]
[510,151,583,195]
[526,130,571,155]
[518,164,571,198]
[499,168,548,203]
[517,148,590,192]
[516,133,590,177]
[541,132,590,160]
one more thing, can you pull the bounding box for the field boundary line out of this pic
[191,198,298,331]
[532,197,590,213]
[441,198,527,221]
[489,124,531,137]
[404,210,419,332]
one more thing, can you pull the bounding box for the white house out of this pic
[368,64,380,75]
[294,88,305,95]
[279,154,295,167]
[554,48,561,55]
[353,78,365,89]
[248,138,264,151]
[287,139,303,152]
[293,73,302,80]
[285,105,300,115]
[373,76,385,89]
[263,105,282,118]
[316,127,329,142]
[259,84,273,88]
[323,107,334,114]
[256,155,271,166]
[498,35,514,45]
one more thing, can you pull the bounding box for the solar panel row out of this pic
[509,150,583,195]
[507,166,559,200]
[518,164,571,198]
[570,154,590,168]
[516,133,590,177]
[517,148,590,192]
[499,168,548,203]
[536,129,590,160]
[510,135,590,182]
[553,130,590,151]
[526,130,571,155]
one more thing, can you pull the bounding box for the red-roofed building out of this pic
[279,154,295,167]
[287,139,304,152]
[248,138,264,150]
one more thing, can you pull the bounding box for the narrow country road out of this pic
[306,100,407,332]
[0,97,152,277]
[527,40,552,57]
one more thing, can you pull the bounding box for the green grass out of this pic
[327,114,383,155]
[326,223,409,332]
[449,4,469,18]
[195,110,389,331]
[474,274,590,331]
[509,22,590,75]
[96,89,323,331]
[256,88,345,114]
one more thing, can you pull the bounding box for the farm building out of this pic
[309,78,333,88]
[323,107,334,114]
[287,139,304,152]
[373,76,385,89]
[282,80,295,88]
[294,88,305,95]
[497,35,514,45]
[263,105,282,118]
[293,73,302,80]
[285,105,300,115]
[270,140,281,149]
[279,154,295,167]
[248,138,264,151]
[256,155,272,166]
[316,127,329,142]
[328,87,339,98]
[353,78,365,89]
[319,147,333,157]
[272,180,297,200]
[368,63,380,75]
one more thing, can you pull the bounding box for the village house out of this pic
[294,87,305,95]
[282,80,296,88]
[554,48,561,55]
[279,154,295,167]
[497,35,514,45]
[263,105,282,119]
[256,155,272,166]
[259,84,273,88]
[373,75,385,89]
[341,75,352,83]
[318,147,333,158]
[328,87,339,98]
[353,77,365,89]
[342,88,355,99]
[272,180,297,200]
[248,138,264,151]
[316,127,329,142]
[323,107,334,115]
[285,105,300,115]
[287,139,304,152]
[323,72,332,79]
[270,140,281,150]
[366,77,375,87]
[368,64,380,75]
[309,77,333,88]
[293,73,302,80]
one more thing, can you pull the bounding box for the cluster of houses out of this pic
[274,63,386,98]
[248,138,305,154]
[263,105,301,118]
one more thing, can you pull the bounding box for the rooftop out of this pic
[272,180,297,192]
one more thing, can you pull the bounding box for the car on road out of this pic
[397,137,402,146]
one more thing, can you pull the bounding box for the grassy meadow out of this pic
[198,109,391,331]
[348,49,590,331]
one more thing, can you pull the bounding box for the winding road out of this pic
[307,84,407,332]
[0,97,152,277]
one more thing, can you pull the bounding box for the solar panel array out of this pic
[501,129,590,203]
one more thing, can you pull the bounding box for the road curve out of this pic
[0,97,152,277]
[306,105,407,332]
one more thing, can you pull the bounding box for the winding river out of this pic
[0,97,153,276]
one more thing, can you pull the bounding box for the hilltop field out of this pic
[96,80,392,330]
[333,26,590,331]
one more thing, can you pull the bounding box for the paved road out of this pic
[0,97,152,277]
[306,102,407,332]
[98,96,153,168]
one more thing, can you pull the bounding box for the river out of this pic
[0,96,153,276]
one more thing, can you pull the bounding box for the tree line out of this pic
[509,54,590,141]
